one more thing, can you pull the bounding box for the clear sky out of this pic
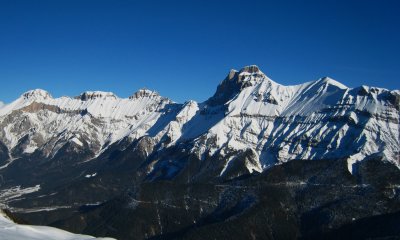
[0,0,399,103]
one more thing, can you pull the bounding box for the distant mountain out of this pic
[0,66,399,239]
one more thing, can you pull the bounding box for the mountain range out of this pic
[0,66,399,239]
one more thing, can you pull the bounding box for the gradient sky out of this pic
[0,0,399,103]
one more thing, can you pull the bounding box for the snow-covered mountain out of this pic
[0,65,398,175]
[0,88,170,156]
[0,65,399,240]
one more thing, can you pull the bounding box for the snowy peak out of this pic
[130,88,162,100]
[315,77,348,89]
[206,65,272,106]
[239,65,261,74]
[21,89,52,101]
[76,91,118,101]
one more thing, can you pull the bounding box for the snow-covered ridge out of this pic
[0,66,398,175]
[0,87,171,118]
[0,86,173,160]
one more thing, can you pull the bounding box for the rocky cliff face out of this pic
[0,66,399,239]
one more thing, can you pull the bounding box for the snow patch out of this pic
[23,144,37,154]
[71,137,83,147]
[85,173,97,178]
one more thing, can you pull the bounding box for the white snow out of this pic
[23,144,37,154]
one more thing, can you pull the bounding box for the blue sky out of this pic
[0,0,399,103]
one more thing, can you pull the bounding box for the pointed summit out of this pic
[206,65,268,106]
[239,65,261,74]
[317,77,348,89]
